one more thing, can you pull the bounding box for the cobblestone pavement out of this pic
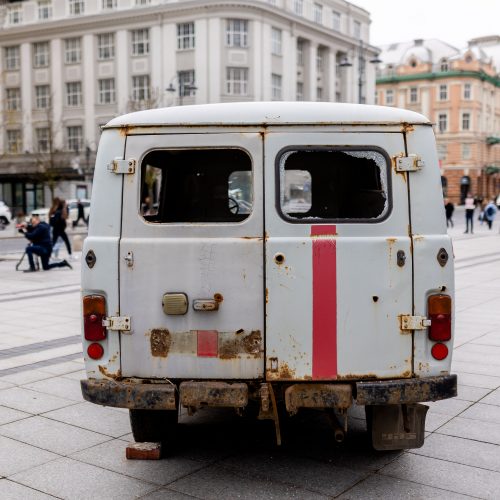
[0,208,499,499]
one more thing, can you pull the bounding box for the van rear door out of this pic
[118,132,264,379]
[264,130,413,381]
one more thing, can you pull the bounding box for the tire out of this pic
[129,409,178,443]
[0,216,9,226]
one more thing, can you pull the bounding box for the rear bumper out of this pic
[81,374,457,410]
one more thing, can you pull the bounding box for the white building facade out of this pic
[0,0,377,215]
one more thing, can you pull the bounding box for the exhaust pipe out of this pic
[327,410,346,443]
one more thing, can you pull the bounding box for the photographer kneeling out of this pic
[19,215,72,273]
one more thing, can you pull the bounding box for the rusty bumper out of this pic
[355,374,457,405]
[81,379,177,410]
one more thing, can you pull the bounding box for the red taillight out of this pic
[83,295,106,341]
[87,342,104,360]
[428,294,451,341]
[431,342,448,360]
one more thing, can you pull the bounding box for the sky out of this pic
[351,0,500,49]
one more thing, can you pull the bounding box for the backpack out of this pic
[486,206,495,217]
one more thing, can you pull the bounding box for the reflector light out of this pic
[431,342,448,360]
[428,294,451,341]
[83,295,107,341]
[87,342,104,360]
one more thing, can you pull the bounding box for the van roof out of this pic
[105,102,431,129]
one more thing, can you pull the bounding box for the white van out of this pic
[81,102,456,451]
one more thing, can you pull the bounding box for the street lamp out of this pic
[340,40,381,104]
[166,73,197,106]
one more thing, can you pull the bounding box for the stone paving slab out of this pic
[23,377,84,402]
[0,479,57,500]
[437,416,500,446]
[0,405,31,426]
[0,386,76,414]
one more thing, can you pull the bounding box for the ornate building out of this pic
[376,36,500,204]
[0,0,378,216]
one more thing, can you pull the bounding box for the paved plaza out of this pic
[0,208,499,499]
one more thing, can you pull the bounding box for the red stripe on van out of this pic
[197,330,218,357]
[311,225,337,379]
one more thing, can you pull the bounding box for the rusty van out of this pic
[80,102,457,451]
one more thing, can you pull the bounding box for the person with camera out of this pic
[19,214,72,272]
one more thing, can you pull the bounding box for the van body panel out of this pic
[264,131,413,381]
[406,127,455,377]
[119,133,265,379]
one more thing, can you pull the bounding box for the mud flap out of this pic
[368,403,428,450]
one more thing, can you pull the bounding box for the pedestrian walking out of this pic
[444,198,454,228]
[49,198,73,260]
[464,192,475,234]
[483,199,497,230]
[72,199,87,227]
[19,215,72,272]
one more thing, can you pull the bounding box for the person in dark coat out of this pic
[444,198,454,227]
[19,215,72,272]
[49,198,73,259]
[72,199,87,227]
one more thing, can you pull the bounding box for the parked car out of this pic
[0,201,12,227]
[28,207,50,224]
[67,199,91,225]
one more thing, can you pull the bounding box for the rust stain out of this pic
[219,340,240,359]
[336,373,378,380]
[242,330,262,355]
[219,330,262,359]
[213,293,223,303]
[401,122,415,134]
[98,365,122,380]
[278,362,295,380]
[150,328,171,357]
[265,288,269,304]
[119,125,134,136]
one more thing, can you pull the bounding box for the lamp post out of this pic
[166,73,197,106]
[340,40,381,104]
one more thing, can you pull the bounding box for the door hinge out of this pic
[399,315,431,332]
[395,154,425,172]
[107,158,136,174]
[102,316,131,333]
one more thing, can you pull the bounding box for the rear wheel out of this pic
[0,216,9,225]
[129,409,178,443]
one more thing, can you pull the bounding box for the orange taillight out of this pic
[83,295,106,341]
[428,294,452,342]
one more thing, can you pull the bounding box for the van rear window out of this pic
[140,149,252,223]
[278,148,390,222]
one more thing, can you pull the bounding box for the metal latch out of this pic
[400,315,431,332]
[102,316,131,332]
[395,154,425,172]
[107,158,136,174]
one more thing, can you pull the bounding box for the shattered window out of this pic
[140,149,252,223]
[278,148,390,222]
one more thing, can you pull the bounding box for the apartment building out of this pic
[0,0,378,216]
[376,37,500,204]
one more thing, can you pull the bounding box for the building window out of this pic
[297,39,304,66]
[8,6,22,25]
[440,59,449,72]
[332,11,341,31]
[6,88,21,111]
[4,46,20,71]
[438,113,447,133]
[385,89,394,105]
[132,75,150,101]
[313,3,323,24]
[317,87,323,101]
[462,144,471,160]
[69,0,84,16]
[437,143,447,161]
[177,22,195,50]
[226,67,248,96]
[463,83,471,100]
[439,84,448,100]
[293,0,303,15]
[226,19,248,48]
[66,82,82,106]
[67,126,83,152]
[102,0,116,9]
[271,73,282,100]
[98,78,116,104]
[178,70,196,96]
[65,38,81,64]
[296,82,303,101]
[35,85,51,109]
[271,28,282,56]
[316,48,324,72]
[353,20,361,39]
[33,42,50,68]
[131,29,149,55]
[97,33,115,60]
[36,127,50,153]
[462,112,471,130]
[38,0,52,20]
[135,0,151,4]
[409,87,418,103]
[7,130,22,154]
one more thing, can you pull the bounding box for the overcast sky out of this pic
[351,0,500,49]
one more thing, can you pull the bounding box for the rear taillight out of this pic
[83,295,106,341]
[428,294,451,342]
[87,342,104,360]
[431,343,448,360]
